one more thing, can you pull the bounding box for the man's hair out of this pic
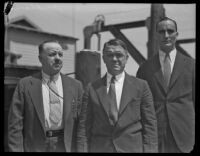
[103,39,128,54]
[38,40,60,54]
[156,17,178,32]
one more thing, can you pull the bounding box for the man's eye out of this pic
[167,30,175,34]
[59,53,63,57]
[158,29,175,34]
[116,54,124,58]
[106,53,124,58]
[158,30,165,34]
[49,53,55,57]
[106,54,113,57]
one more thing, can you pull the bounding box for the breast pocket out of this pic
[119,98,141,124]
[71,98,82,119]
[129,98,141,120]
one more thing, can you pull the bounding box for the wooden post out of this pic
[147,4,165,59]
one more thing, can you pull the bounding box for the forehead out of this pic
[43,42,62,51]
[104,45,126,53]
[157,20,176,31]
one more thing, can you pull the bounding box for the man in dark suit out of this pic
[8,40,83,152]
[77,39,158,153]
[136,17,195,153]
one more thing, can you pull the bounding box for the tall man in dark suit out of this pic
[77,39,158,153]
[136,17,195,153]
[8,40,83,152]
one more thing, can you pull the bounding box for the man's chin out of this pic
[165,43,173,47]
[54,64,62,69]
[161,45,173,52]
[53,67,62,73]
[111,69,123,75]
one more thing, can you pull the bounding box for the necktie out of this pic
[108,76,118,124]
[47,77,62,128]
[163,53,171,87]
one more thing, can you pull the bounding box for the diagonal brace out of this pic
[109,26,146,65]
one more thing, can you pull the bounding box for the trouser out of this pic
[158,120,181,153]
[45,135,65,152]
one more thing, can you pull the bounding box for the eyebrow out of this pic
[159,28,175,30]
[48,49,63,52]
[158,28,176,33]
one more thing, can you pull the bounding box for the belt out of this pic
[46,129,64,137]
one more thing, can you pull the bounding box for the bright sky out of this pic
[7,3,195,76]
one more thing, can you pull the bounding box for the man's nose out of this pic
[164,31,170,37]
[112,55,118,61]
[55,54,60,59]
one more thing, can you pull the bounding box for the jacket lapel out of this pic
[61,75,74,126]
[95,75,111,121]
[153,54,168,93]
[118,73,138,116]
[28,73,46,133]
[168,51,186,91]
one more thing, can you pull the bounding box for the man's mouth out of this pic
[112,63,119,66]
[113,64,120,69]
[54,63,61,67]
[163,40,171,44]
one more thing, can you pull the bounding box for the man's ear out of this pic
[102,54,106,63]
[38,55,42,63]
[126,54,129,60]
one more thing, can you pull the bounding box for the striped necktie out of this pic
[163,53,171,87]
[108,76,118,124]
[47,77,62,128]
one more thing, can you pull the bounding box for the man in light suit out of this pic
[8,40,83,152]
[136,17,195,153]
[77,39,158,153]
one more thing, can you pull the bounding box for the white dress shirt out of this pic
[106,71,125,110]
[41,71,63,129]
[159,48,177,74]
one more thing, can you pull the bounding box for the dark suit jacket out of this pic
[136,52,195,153]
[8,72,83,152]
[77,72,158,153]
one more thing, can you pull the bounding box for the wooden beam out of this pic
[176,38,195,44]
[176,44,192,58]
[147,4,165,59]
[109,26,146,65]
[101,20,145,32]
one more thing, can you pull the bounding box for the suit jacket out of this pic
[8,72,83,152]
[136,51,195,153]
[77,72,158,153]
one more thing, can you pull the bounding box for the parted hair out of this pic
[38,40,60,54]
[103,38,128,54]
[156,16,178,32]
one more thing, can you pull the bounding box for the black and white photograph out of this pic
[4,2,195,153]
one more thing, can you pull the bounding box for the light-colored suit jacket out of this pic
[8,72,83,152]
[137,52,195,152]
[77,72,158,153]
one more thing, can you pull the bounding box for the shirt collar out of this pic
[107,71,125,84]
[159,48,177,62]
[42,71,60,82]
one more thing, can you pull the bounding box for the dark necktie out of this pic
[47,77,62,128]
[163,53,171,87]
[108,76,118,124]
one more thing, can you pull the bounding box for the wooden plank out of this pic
[176,39,195,44]
[101,20,145,32]
[147,4,165,58]
[109,26,146,65]
[176,44,192,58]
